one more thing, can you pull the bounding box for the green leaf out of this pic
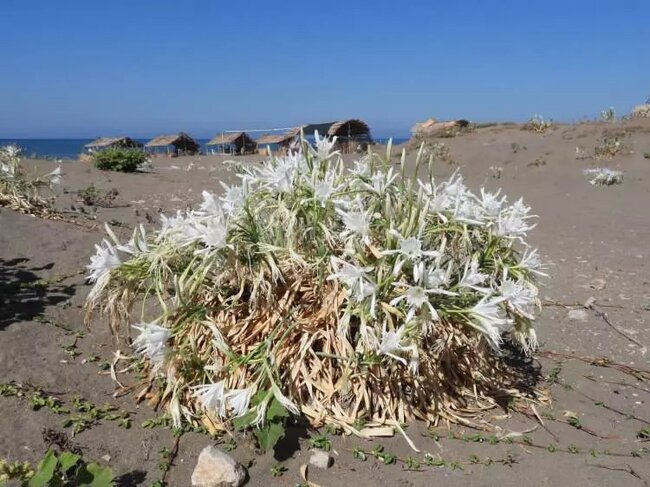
[77,462,114,487]
[232,409,257,431]
[58,451,81,473]
[254,422,285,452]
[28,450,57,487]
[265,397,289,421]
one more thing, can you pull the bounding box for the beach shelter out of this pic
[145,132,200,156]
[206,132,257,155]
[256,129,300,155]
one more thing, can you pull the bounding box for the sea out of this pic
[0,137,409,160]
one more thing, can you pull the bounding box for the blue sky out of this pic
[1,0,648,138]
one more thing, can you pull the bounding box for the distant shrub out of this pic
[600,107,616,122]
[92,147,148,172]
[594,136,627,159]
[583,168,623,186]
[523,115,552,133]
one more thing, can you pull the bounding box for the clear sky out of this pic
[2,0,648,138]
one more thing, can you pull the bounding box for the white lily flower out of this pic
[117,224,148,255]
[0,162,16,178]
[451,196,485,226]
[199,190,222,216]
[1,144,21,158]
[86,239,121,283]
[363,167,398,194]
[132,322,170,365]
[327,257,376,302]
[382,232,440,262]
[499,272,538,319]
[458,259,490,293]
[258,157,296,193]
[349,158,371,177]
[271,382,299,415]
[390,281,451,320]
[305,170,342,205]
[419,180,452,214]
[477,188,507,217]
[225,387,254,417]
[193,380,227,416]
[219,182,246,215]
[441,172,467,199]
[336,205,373,241]
[467,297,511,349]
[200,219,228,250]
[377,324,420,373]
[519,247,547,277]
[44,166,63,185]
[311,130,338,160]
[495,213,536,239]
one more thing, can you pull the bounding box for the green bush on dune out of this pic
[92,147,149,172]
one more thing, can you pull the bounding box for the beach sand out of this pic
[1,119,649,486]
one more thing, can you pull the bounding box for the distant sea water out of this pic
[0,137,410,160]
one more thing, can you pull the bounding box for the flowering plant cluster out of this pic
[523,115,553,133]
[583,167,623,185]
[86,134,545,437]
[0,145,62,214]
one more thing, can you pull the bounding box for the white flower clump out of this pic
[132,322,170,366]
[583,168,623,185]
[87,134,546,426]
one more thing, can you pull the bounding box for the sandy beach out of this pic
[2,119,650,486]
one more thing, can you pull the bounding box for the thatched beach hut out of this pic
[84,136,141,153]
[207,132,257,155]
[145,132,200,156]
[326,119,372,153]
[300,119,372,153]
[256,129,300,155]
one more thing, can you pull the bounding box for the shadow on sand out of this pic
[0,257,76,330]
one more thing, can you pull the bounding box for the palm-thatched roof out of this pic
[327,119,371,139]
[256,128,300,145]
[85,136,140,149]
[207,132,255,146]
[145,132,199,150]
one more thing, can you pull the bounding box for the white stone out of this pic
[191,446,246,487]
[309,449,333,469]
[567,309,589,322]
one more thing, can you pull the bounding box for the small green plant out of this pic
[567,444,580,454]
[546,363,563,384]
[270,463,287,477]
[352,447,367,461]
[92,147,149,173]
[309,434,331,451]
[78,185,119,207]
[232,393,290,452]
[30,392,68,415]
[405,456,421,470]
[158,447,172,473]
[0,449,113,486]
[638,427,650,439]
[223,439,237,452]
[567,415,582,429]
